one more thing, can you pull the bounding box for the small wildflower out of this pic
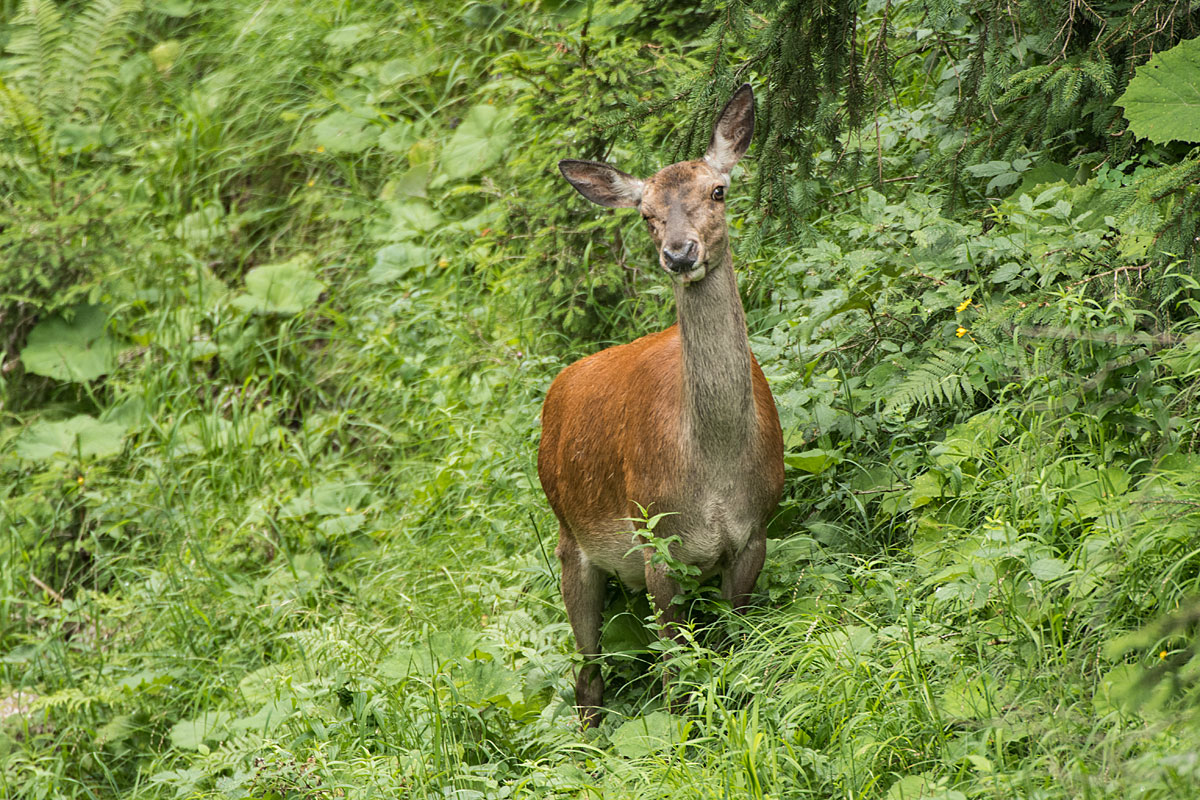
[315,145,325,153]
[438,258,450,268]
[307,179,315,187]
[76,475,85,485]
[956,298,973,313]
[345,507,353,514]
[1160,650,1169,660]
[955,326,968,338]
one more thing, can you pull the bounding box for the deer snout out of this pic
[662,240,700,273]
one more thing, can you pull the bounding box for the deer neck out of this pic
[674,247,754,460]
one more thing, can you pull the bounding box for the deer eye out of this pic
[711,186,725,202]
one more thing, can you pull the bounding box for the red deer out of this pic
[538,84,784,727]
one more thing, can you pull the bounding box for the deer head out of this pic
[558,84,755,285]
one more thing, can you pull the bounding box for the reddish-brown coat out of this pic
[539,323,783,585]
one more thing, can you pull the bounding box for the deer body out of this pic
[539,85,783,726]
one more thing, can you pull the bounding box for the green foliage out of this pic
[1117,37,1200,145]
[3,2,1200,800]
[19,304,119,382]
[0,0,142,362]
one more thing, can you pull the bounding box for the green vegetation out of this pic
[3,1,1200,797]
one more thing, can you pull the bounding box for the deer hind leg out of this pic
[721,529,766,611]
[557,527,607,727]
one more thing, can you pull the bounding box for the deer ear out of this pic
[559,160,644,208]
[705,84,754,174]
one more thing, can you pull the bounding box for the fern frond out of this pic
[885,350,976,417]
[6,0,66,113]
[0,75,52,169]
[58,0,142,119]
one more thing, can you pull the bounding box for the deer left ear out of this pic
[705,84,754,175]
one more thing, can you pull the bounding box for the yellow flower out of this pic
[76,475,85,485]
[955,326,968,338]
[1160,650,1169,660]
[307,179,315,187]
[315,145,325,153]
[956,298,973,313]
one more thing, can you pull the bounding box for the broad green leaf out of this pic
[459,658,520,706]
[311,111,379,154]
[785,448,841,474]
[16,415,128,461]
[316,513,364,537]
[169,711,234,750]
[369,243,435,283]
[20,305,119,382]
[907,471,945,509]
[307,481,371,515]
[323,24,372,48]
[1029,557,1068,582]
[1116,37,1200,144]
[610,711,684,759]
[232,258,325,315]
[174,205,226,246]
[939,674,1012,719]
[379,121,416,154]
[1094,664,1145,716]
[886,773,939,800]
[385,200,442,237]
[238,662,308,704]
[440,104,513,180]
[229,699,294,733]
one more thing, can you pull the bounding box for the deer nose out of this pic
[662,241,699,273]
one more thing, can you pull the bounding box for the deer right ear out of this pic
[559,160,644,208]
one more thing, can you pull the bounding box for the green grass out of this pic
[3,0,1200,798]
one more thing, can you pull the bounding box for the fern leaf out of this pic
[6,0,67,115]
[885,350,976,417]
[57,0,142,119]
[0,75,52,169]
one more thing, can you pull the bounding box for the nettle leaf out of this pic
[232,257,326,315]
[16,415,129,461]
[311,111,379,154]
[440,104,514,180]
[20,305,120,382]
[1117,37,1200,144]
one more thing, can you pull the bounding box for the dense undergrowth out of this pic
[3,1,1200,798]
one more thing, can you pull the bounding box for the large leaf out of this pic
[16,415,128,461]
[20,305,119,382]
[440,104,513,180]
[311,111,379,154]
[232,258,326,315]
[610,711,685,759]
[169,711,234,750]
[1116,37,1200,144]
[369,243,435,283]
